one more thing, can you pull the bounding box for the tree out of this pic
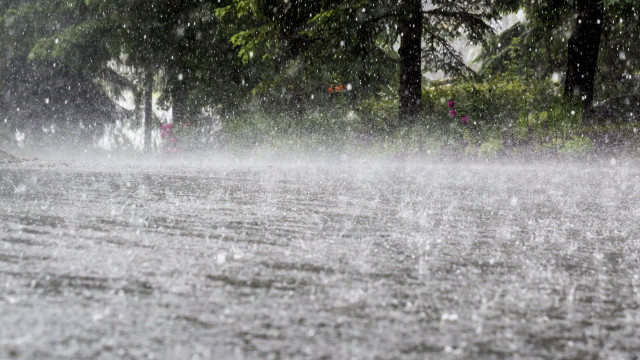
[595,1,639,100]
[563,0,604,114]
[477,1,573,79]
[478,0,639,118]
[144,69,154,151]
[0,0,122,134]
[398,0,422,124]
[221,0,519,125]
[28,0,251,150]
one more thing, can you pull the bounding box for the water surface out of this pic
[1,157,639,359]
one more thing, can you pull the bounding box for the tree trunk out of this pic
[171,71,187,126]
[144,70,153,152]
[134,87,143,147]
[398,0,422,125]
[564,0,604,117]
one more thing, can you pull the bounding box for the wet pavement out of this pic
[1,157,640,359]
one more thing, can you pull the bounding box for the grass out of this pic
[2,79,638,160]
[206,104,639,160]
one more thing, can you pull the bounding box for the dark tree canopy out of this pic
[220,0,520,124]
[478,0,639,118]
[563,0,603,113]
[0,0,637,138]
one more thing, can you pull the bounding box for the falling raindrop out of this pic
[510,196,518,207]
[15,129,25,147]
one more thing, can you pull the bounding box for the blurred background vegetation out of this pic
[0,0,638,156]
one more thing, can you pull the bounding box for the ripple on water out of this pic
[1,160,640,359]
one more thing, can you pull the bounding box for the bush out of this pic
[219,106,369,154]
[422,76,587,150]
[424,76,560,129]
[477,138,504,158]
[356,88,398,133]
[558,135,595,157]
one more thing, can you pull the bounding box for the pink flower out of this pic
[448,100,455,108]
[449,109,457,117]
[182,123,188,127]
[461,116,469,125]
[161,131,166,138]
[170,137,177,143]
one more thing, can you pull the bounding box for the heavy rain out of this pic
[1,0,640,359]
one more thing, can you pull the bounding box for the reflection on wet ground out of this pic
[1,159,640,359]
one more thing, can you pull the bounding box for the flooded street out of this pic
[1,157,640,359]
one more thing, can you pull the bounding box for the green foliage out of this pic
[1,0,637,158]
[356,89,398,133]
[1,0,88,65]
[477,138,504,158]
[423,76,559,133]
[558,135,595,157]
[0,0,125,133]
[479,0,640,101]
[0,0,255,131]
[220,0,523,119]
[478,22,568,79]
[219,106,371,154]
[601,0,636,5]
[478,0,574,79]
[419,75,590,155]
[597,0,640,98]
[29,19,111,74]
[219,0,399,114]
